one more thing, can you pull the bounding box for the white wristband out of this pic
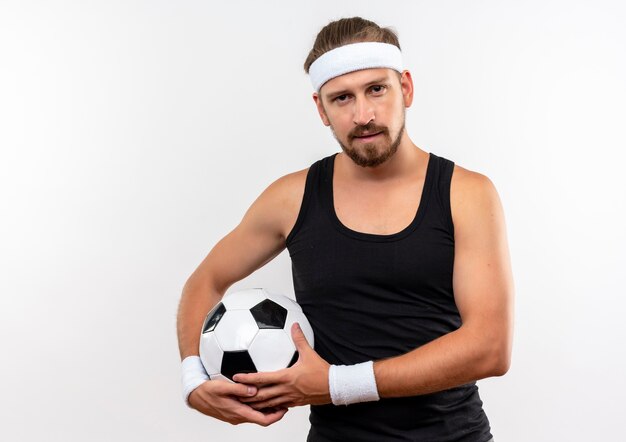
[328,360,380,406]
[181,355,210,407]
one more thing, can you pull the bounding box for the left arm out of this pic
[374,168,515,397]
[236,167,515,407]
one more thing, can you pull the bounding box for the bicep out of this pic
[186,179,291,294]
[451,170,514,368]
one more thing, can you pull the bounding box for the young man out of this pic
[177,17,514,442]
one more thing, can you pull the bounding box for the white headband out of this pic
[308,42,403,92]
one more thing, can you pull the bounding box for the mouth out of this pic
[353,132,382,142]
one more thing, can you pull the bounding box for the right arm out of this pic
[176,170,306,425]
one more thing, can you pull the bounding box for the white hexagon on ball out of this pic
[222,288,269,310]
[198,329,223,375]
[248,329,296,372]
[214,310,259,351]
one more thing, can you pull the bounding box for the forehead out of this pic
[320,68,395,98]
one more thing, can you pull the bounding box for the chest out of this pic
[332,180,425,235]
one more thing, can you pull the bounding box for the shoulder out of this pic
[252,166,310,240]
[264,166,309,205]
[450,163,499,206]
[449,163,504,238]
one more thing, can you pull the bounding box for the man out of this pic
[177,17,514,442]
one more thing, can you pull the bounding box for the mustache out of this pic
[351,124,387,138]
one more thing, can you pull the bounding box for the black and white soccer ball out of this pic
[198,288,314,382]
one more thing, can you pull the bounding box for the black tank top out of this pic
[285,152,494,442]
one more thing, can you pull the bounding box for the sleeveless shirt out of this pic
[285,152,494,442]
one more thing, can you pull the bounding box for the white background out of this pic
[1,1,625,441]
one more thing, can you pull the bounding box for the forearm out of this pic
[374,326,504,398]
[176,279,223,360]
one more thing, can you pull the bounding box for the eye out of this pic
[371,85,386,94]
[334,94,349,103]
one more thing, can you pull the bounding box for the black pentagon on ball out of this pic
[250,299,288,329]
[221,351,257,381]
[202,302,226,334]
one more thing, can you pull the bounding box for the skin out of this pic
[176,66,515,422]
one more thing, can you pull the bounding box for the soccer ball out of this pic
[198,288,314,382]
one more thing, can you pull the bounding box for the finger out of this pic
[247,396,291,411]
[233,371,283,386]
[239,384,285,403]
[237,403,288,426]
[291,322,311,353]
[259,406,289,415]
[215,380,257,397]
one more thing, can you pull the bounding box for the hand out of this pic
[235,322,331,410]
[188,379,288,426]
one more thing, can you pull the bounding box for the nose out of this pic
[352,96,375,126]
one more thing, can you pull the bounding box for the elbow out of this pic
[487,322,513,377]
[464,322,513,378]
[492,355,511,376]
[491,344,512,376]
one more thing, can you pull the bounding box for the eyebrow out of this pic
[324,77,389,101]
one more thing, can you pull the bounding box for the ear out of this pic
[312,93,331,126]
[400,70,414,108]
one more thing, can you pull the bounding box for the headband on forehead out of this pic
[308,41,403,92]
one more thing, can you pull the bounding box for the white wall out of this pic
[1,1,624,440]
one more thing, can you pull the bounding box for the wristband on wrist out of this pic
[181,355,210,407]
[328,360,380,406]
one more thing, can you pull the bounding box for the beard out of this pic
[331,115,406,168]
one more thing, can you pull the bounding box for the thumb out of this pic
[291,322,311,352]
[235,384,257,397]
[224,381,257,397]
